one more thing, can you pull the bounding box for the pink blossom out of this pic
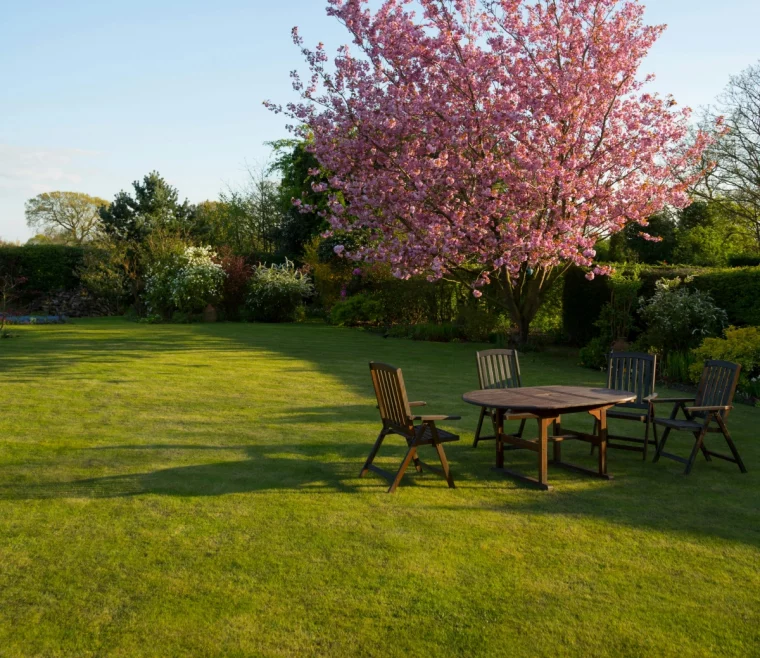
[274,0,714,292]
[333,244,345,255]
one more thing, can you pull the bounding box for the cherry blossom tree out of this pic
[268,0,715,342]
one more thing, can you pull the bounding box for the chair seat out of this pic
[416,424,459,445]
[653,417,703,432]
[608,409,649,422]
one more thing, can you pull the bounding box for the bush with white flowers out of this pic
[145,246,226,316]
[246,259,313,322]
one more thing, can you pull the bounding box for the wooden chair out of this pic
[652,360,747,475]
[592,352,659,460]
[360,362,461,493]
[473,349,535,448]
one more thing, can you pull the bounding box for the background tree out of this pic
[269,139,331,259]
[99,171,194,243]
[194,166,284,256]
[270,0,714,342]
[695,61,760,249]
[98,171,194,311]
[604,199,755,266]
[25,191,107,245]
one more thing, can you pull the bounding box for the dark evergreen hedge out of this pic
[562,267,610,345]
[562,264,760,344]
[690,267,760,326]
[0,245,85,293]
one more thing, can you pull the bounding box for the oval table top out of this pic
[462,386,636,416]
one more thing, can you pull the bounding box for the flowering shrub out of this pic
[638,277,727,355]
[246,259,313,322]
[691,326,760,395]
[170,247,225,313]
[145,246,225,316]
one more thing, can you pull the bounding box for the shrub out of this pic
[145,245,225,316]
[329,293,384,326]
[170,247,225,313]
[660,350,696,384]
[78,243,130,311]
[410,322,465,342]
[690,326,760,393]
[579,337,609,370]
[638,277,727,355]
[455,303,500,342]
[246,259,313,322]
[217,248,252,319]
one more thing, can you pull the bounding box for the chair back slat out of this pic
[607,352,656,409]
[695,360,741,420]
[369,362,413,432]
[476,349,522,390]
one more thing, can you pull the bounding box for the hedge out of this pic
[0,245,85,293]
[690,267,760,326]
[562,267,610,345]
[562,263,760,344]
[728,254,760,268]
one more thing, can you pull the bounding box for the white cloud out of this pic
[0,145,103,242]
[0,145,101,192]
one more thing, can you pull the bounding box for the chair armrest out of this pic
[685,405,732,413]
[414,415,461,422]
[650,397,695,404]
[409,401,427,408]
[643,393,659,402]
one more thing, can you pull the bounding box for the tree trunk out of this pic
[493,265,565,345]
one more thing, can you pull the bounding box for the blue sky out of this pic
[1,0,759,242]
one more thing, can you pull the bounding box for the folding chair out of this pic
[360,362,461,493]
[652,360,747,475]
[591,352,659,460]
[473,349,535,448]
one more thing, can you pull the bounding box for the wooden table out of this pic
[462,386,636,491]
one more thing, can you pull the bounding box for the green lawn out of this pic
[1,319,758,657]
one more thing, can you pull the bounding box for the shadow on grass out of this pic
[1,437,758,549]
[0,443,374,499]
[3,320,759,549]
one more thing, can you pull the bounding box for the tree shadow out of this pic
[0,443,374,500]
[3,319,759,549]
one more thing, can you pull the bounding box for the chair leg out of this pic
[695,431,712,462]
[716,415,748,473]
[516,418,526,439]
[684,427,708,475]
[643,415,651,461]
[653,426,670,463]
[388,445,418,493]
[433,441,456,489]
[590,417,599,455]
[360,429,387,477]
[473,407,487,448]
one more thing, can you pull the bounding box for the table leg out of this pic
[495,408,505,469]
[597,407,608,476]
[538,418,550,487]
[548,407,614,481]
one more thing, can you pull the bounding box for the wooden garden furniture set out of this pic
[360,351,748,493]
